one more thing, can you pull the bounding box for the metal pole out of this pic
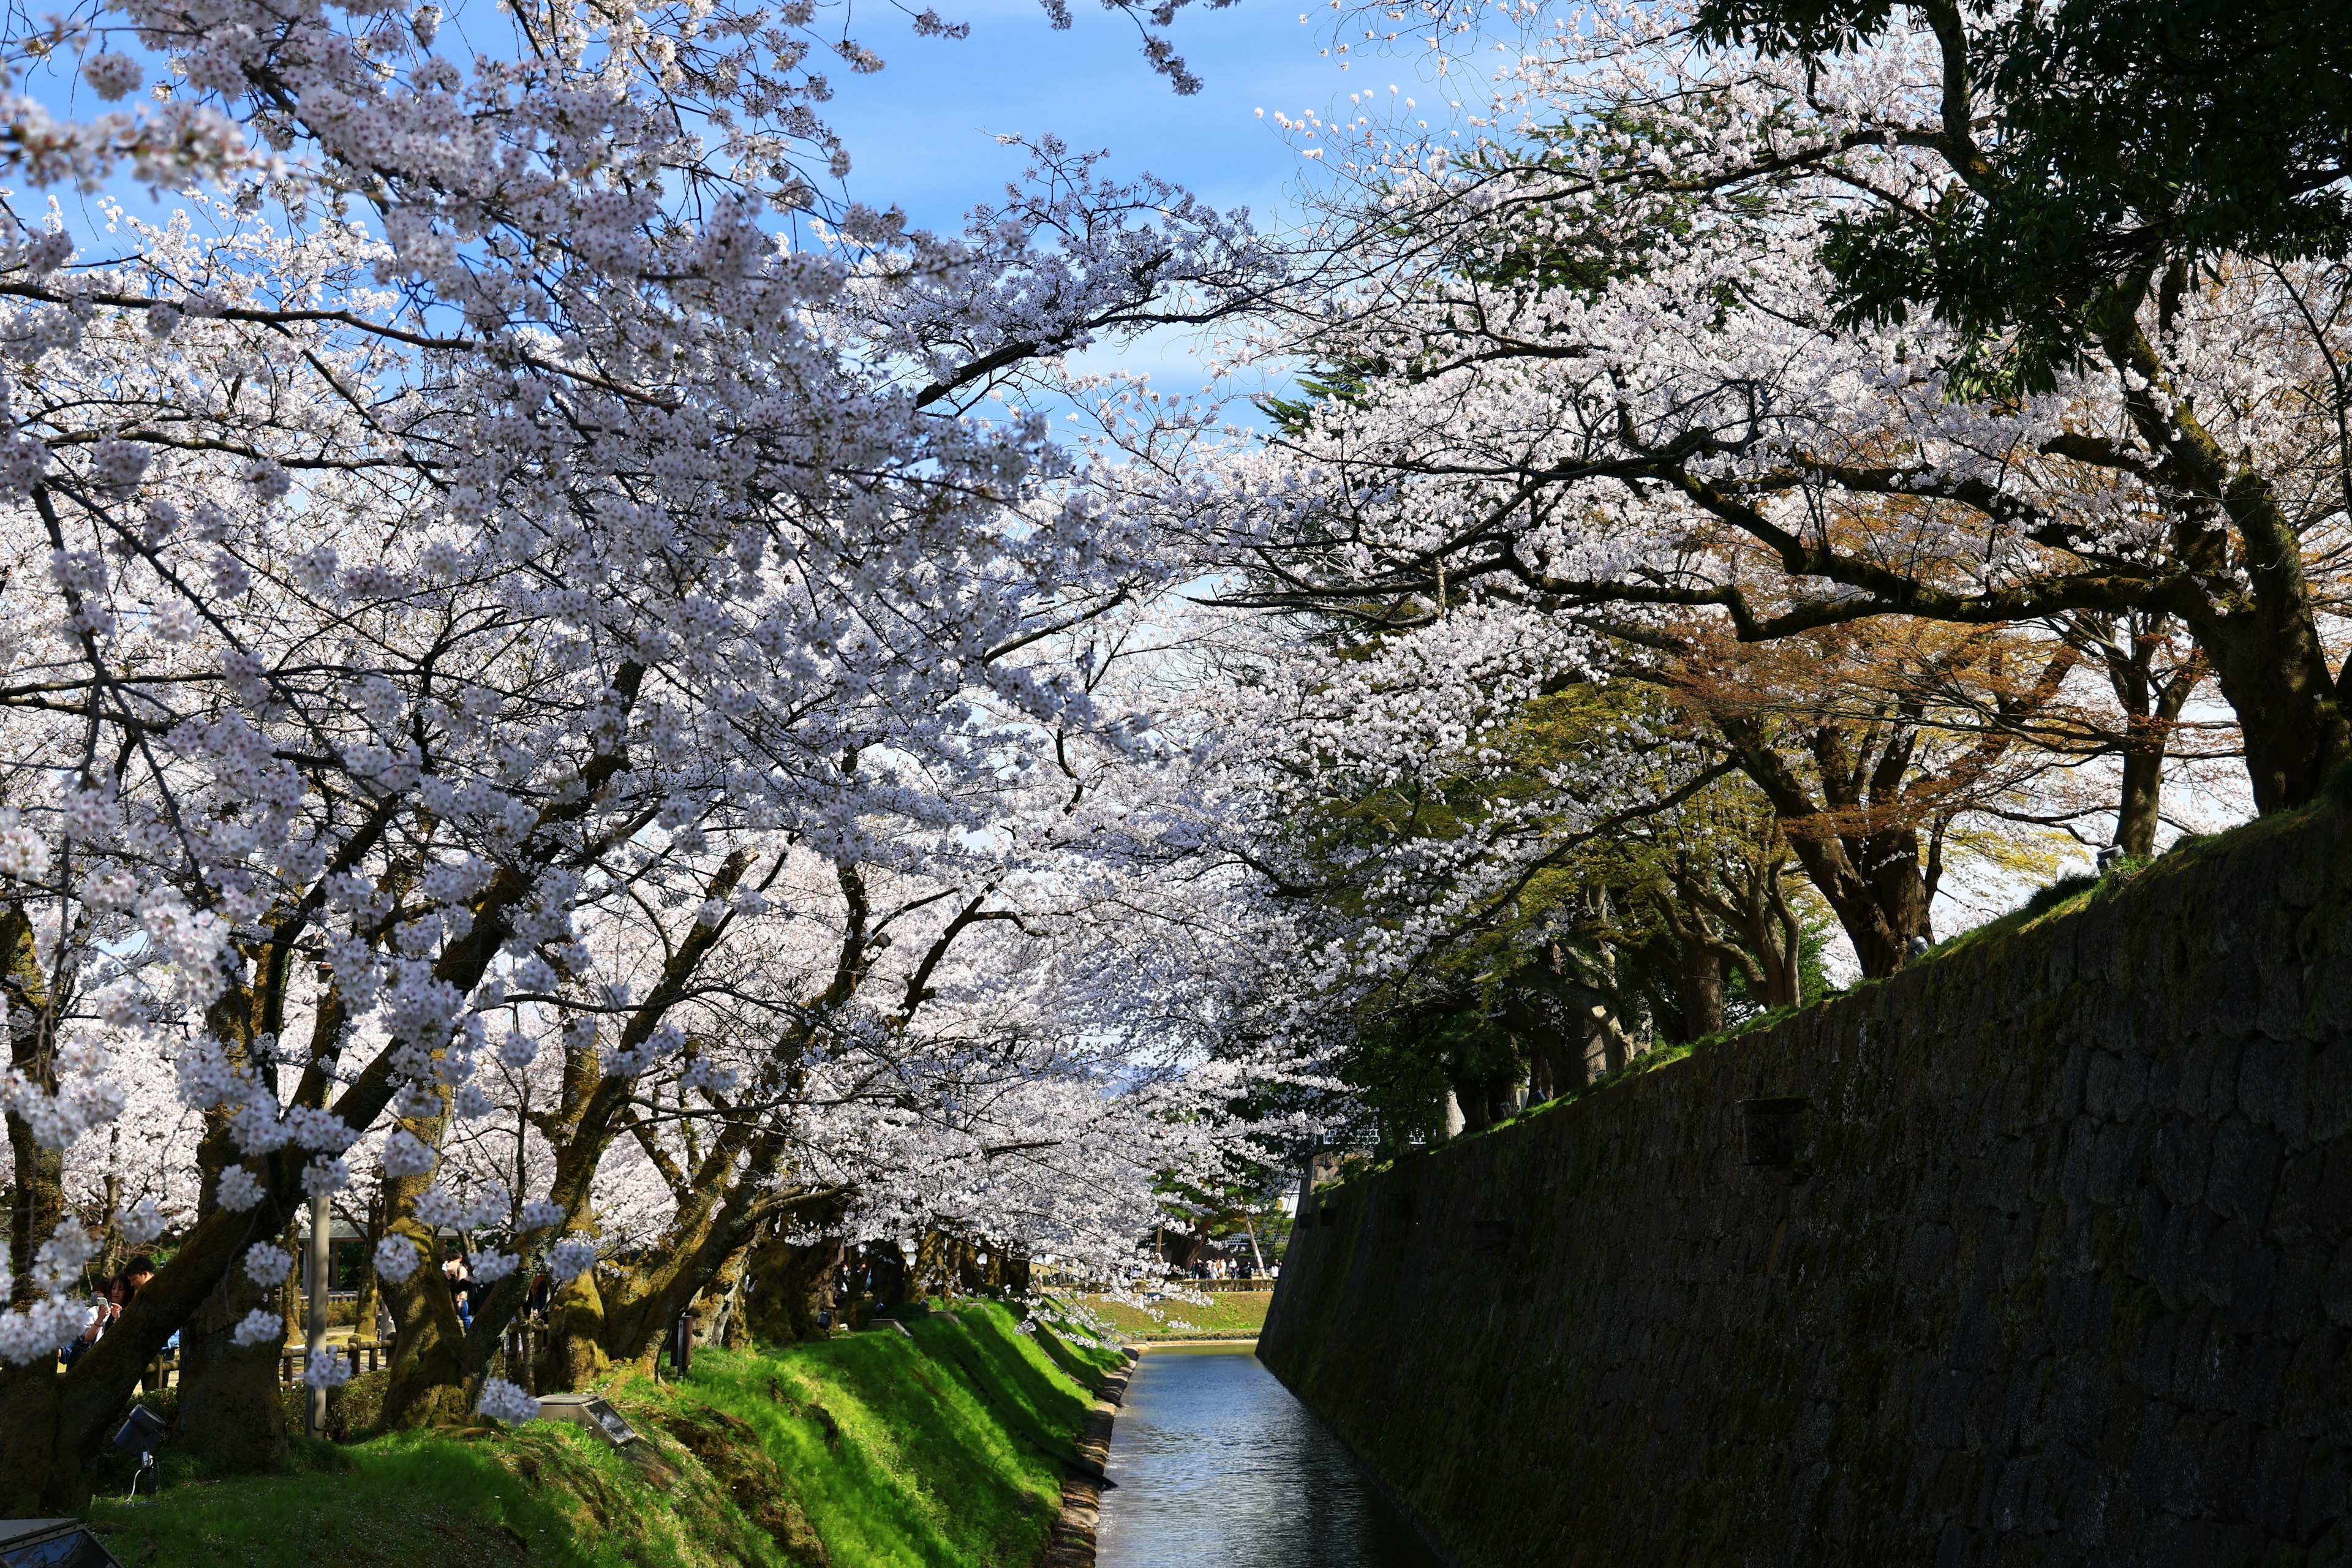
[306,1189,331,1438]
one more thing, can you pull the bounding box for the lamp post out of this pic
[306,1189,331,1437]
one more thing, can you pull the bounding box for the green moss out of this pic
[1911,810,2330,973]
[87,1302,1121,1568]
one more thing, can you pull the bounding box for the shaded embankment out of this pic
[1261,807,2352,1567]
[86,1300,1124,1567]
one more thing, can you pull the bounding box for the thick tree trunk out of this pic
[4,908,61,1295]
[537,1265,612,1394]
[377,1223,472,1428]
[2115,741,2164,858]
[864,1243,909,1313]
[0,1362,65,1518]
[375,1101,476,1430]
[1714,718,1932,978]
[911,1229,954,1300]
[2185,576,2349,813]
[1504,945,1585,1103]
[695,1246,751,1346]
[172,1270,290,1475]
[2113,646,2197,857]
[743,1229,843,1346]
[1562,983,1636,1077]
[1758,792,1928,978]
[1676,941,1727,1042]
[1748,863,1806,1009]
[2096,313,2352,812]
[175,1031,292,1476]
[1446,1071,1496,1133]
[350,1192,385,1349]
[4,1126,63,1307]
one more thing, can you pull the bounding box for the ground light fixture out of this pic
[110,1405,167,1499]
[0,1519,126,1567]
[536,1393,641,1450]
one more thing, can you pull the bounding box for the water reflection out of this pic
[1096,1345,1442,1568]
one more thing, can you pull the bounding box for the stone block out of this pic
[2060,1114,2101,1208]
[2324,1240,2352,1328]
[2164,1035,2221,1120]
[2108,1050,2152,1123]
[2087,1052,2126,1121]
[2056,1272,2113,1354]
[2312,1044,2352,1144]
[2214,1233,2277,1336]
[2247,1426,2310,1539]
[2241,1038,2313,1143]
[2296,1442,2352,1547]
[2150,1117,2214,1210]
[2152,1203,2220,1309]
[2088,1121,2140,1207]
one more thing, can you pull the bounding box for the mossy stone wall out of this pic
[1259,809,2352,1567]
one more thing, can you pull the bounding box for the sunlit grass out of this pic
[86,1301,1125,1568]
[1067,1289,1270,1341]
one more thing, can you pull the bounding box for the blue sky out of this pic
[55,0,1368,241]
[812,0,1381,403]
[820,0,1343,232]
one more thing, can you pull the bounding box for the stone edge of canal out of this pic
[1039,1344,1147,1567]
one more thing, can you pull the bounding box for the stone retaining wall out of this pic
[1258,809,2352,1567]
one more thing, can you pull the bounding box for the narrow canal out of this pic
[1095,1344,1444,1567]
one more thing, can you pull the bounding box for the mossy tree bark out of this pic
[173,960,301,1476]
[376,1095,478,1430]
[350,1190,385,1344]
[537,1268,612,1393]
[739,1218,845,1345]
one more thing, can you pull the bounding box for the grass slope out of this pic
[1067,1291,1270,1341]
[86,1301,1125,1568]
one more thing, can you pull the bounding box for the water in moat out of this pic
[1095,1344,1444,1568]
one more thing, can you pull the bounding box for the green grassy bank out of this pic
[83,1301,1125,1568]
[1071,1289,1270,1341]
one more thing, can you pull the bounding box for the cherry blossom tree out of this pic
[0,0,1291,1501]
[1177,0,2351,824]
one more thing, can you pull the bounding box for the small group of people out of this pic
[61,1254,157,1367]
[442,1256,478,1329]
[1189,1255,1255,1282]
[428,1254,556,1336]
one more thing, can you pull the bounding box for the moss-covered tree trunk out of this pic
[173,957,300,1476]
[376,1098,477,1430]
[695,1246,751,1348]
[1,1169,315,1513]
[3,907,61,1297]
[537,1265,612,1393]
[172,1265,291,1475]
